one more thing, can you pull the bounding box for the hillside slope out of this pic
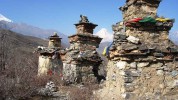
[0,21,69,48]
[0,29,47,51]
[0,29,48,72]
[0,29,49,99]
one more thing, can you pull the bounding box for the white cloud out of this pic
[94,28,113,43]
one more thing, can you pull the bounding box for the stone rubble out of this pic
[37,81,69,100]
[38,81,58,96]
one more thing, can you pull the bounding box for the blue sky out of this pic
[0,0,177,35]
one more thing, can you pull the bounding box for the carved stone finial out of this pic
[54,32,57,36]
[79,15,89,23]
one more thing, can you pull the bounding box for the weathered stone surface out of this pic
[116,61,128,69]
[151,63,163,68]
[139,44,148,51]
[124,77,134,83]
[157,70,164,76]
[137,62,149,68]
[111,74,116,81]
[121,92,134,99]
[167,80,178,89]
[63,63,77,82]
[127,36,140,44]
[171,70,178,77]
[124,83,135,92]
[130,70,141,77]
[119,70,126,76]
[129,62,137,69]
[122,44,138,51]
[116,46,123,51]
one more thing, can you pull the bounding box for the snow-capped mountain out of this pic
[0,14,69,47]
[95,28,113,43]
[0,14,13,22]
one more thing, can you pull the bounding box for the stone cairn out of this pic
[62,15,102,84]
[98,0,178,99]
[37,32,63,76]
[38,81,58,96]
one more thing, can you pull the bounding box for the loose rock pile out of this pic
[38,81,58,96]
[37,81,69,100]
[98,0,178,99]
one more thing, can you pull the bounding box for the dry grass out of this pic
[59,83,99,100]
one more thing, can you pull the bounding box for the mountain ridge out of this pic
[0,14,12,22]
[0,14,69,48]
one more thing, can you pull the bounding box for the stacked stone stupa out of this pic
[63,15,102,84]
[98,0,178,99]
[37,33,63,76]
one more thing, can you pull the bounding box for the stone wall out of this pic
[62,50,101,83]
[63,63,77,82]
[98,25,178,99]
[120,0,161,21]
[98,60,178,99]
[38,55,62,76]
[38,56,51,76]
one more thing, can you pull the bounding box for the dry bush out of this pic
[0,54,38,99]
[35,74,64,87]
[0,31,45,99]
[60,83,99,100]
[0,52,64,100]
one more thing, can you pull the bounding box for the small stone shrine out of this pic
[98,0,178,99]
[37,33,63,76]
[62,15,102,83]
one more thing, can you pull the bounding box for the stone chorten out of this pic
[37,33,63,76]
[48,32,62,48]
[63,15,102,83]
[99,0,178,99]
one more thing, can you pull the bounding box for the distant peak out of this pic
[0,14,13,22]
[95,28,113,43]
